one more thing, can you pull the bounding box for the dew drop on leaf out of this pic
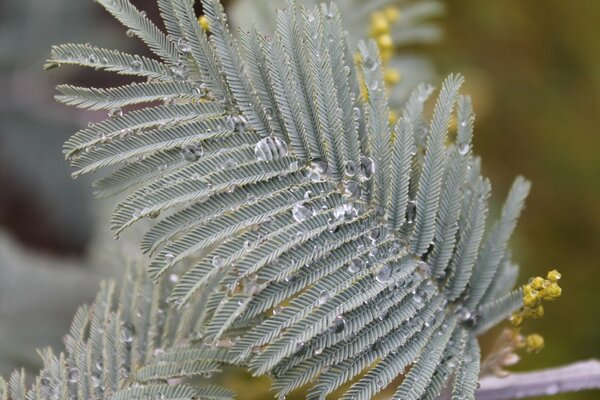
[177,38,192,53]
[181,143,203,162]
[375,265,392,283]
[292,203,313,222]
[329,315,346,333]
[406,200,417,224]
[457,142,470,155]
[212,255,225,268]
[358,155,374,182]
[255,136,288,161]
[108,107,123,118]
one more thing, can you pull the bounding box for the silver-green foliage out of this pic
[41,0,529,398]
[0,264,234,400]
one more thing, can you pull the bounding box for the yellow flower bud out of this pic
[523,293,538,307]
[377,34,394,51]
[370,12,390,36]
[544,282,562,299]
[530,277,545,290]
[524,334,544,353]
[509,313,523,326]
[384,6,401,23]
[384,69,401,85]
[389,110,398,125]
[547,269,561,282]
[199,15,209,31]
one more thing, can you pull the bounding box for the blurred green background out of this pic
[0,0,598,399]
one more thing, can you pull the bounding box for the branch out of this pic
[473,359,600,400]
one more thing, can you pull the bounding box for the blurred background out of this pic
[0,0,598,399]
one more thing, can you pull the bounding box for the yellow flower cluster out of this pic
[509,269,562,354]
[368,7,402,124]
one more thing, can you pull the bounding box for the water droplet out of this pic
[181,143,203,162]
[292,203,313,222]
[343,65,351,76]
[329,315,346,333]
[318,290,330,305]
[344,160,358,177]
[130,59,142,71]
[314,346,324,355]
[333,204,357,221]
[348,259,362,273]
[358,156,374,181]
[306,159,329,181]
[376,377,385,388]
[108,107,123,118]
[222,158,237,169]
[406,200,417,224]
[376,265,392,283]
[343,181,361,200]
[177,38,192,53]
[169,273,179,283]
[212,255,225,268]
[363,56,377,71]
[164,253,175,262]
[126,29,135,38]
[457,142,470,156]
[226,114,249,133]
[121,322,135,343]
[88,53,97,64]
[68,368,79,383]
[255,137,288,161]
[272,305,284,315]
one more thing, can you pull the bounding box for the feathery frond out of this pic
[44,0,534,398]
[1,264,233,400]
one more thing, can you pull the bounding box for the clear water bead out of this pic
[363,56,377,71]
[108,107,123,118]
[344,160,358,177]
[343,181,361,200]
[358,156,375,181]
[375,265,392,283]
[348,259,362,273]
[130,59,142,71]
[181,143,203,162]
[255,136,288,161]
[306,159,329,181]
[292,203,313,222]
[318,290,330,305]
[406,200,417,224]
[329,315,346,333]
[333,204,357,221]
[177,38,192,53]
[457,142,470,155]
[212,255,226,268]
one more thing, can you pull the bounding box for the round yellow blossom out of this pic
[384,6,401,23]
[377,34,394,51]
[199,15,209,31]
[509,313,523,326]
[524,334,544,353]
[547,269,561,282]
[530,276,545,290]
[384,69,402,85]
[543,282,562,300]
[523,293,538,307]
[370,12,390,36]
